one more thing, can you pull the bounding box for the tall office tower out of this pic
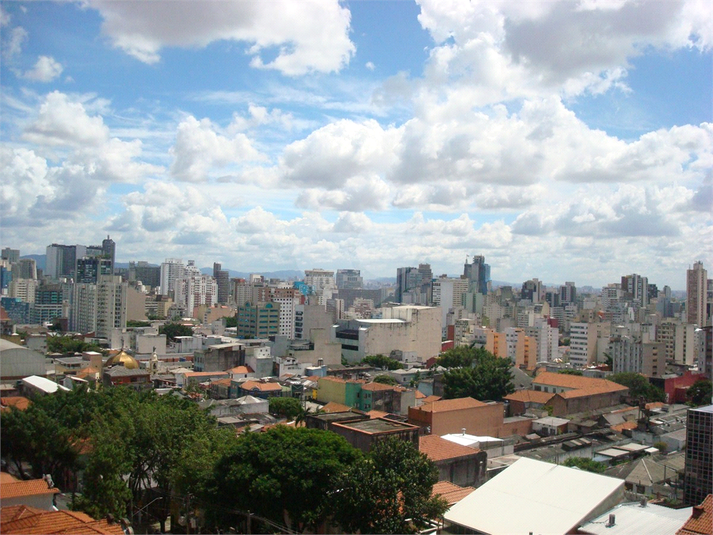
[236,301,281,338]
[76,257,113,283]
[560,281,576,305]
[159,259,185,296]
[687,261,708,326]
[213,262,230,304]
[463,255,490,295]
[418,263,433,303]
[396,266,426,304]
[272,287,303,338]
[432,276,470,333]
[521,279,543,303]
[304,269,336,292]
[1,248,20,264]
[12,258,37,280]
[129,261,161,289]
[336,269,363,290]
[102,235,116,271]
[70,275,127,338]
[683,405,713,506]
[46,244,86,280]
[621,273,649,308]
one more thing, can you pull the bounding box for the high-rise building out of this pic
[102,235,116,272]
[76,257,113,284]
[521,279,543,303]
[396,266,430,304]
[159,259,185,296]
[12,258,37,280]
[432,276,469,333]
[1,248,20,264]
[237,302,281,338]
[46,244,86,280]
[463,255,490,295]
[213,263,230,304]
[621,273,649,308]
[687,261,708,326]
[272,287,303,338]
[129,261,161,289]
[174,261,217,315]
[683,405,713,506]
[560,282,576,305]
[70,275,127,338]
[336,269,363,290]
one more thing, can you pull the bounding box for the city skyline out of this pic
[1,1,711,288]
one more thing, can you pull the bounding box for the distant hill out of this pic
[20,254,46,270]
[200,268,304,280]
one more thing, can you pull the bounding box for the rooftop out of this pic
[432,481,476,506]
[534,371,628,393]
[677,494,712,535]
[0,478,60,499]
[580,501,692,535]
[333,417,419,435]
[414,397,486,413]
[0,505,125,535]
[419,435,481,462]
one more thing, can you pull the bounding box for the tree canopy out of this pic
[362,354,404,370]
[441,347,514,401]
[46,335,102,355]
[373,374,399,386]
[609,372,665,402]
[268,396,305,420]
[563,457,607,474]
[335,437,448,534]
[158,322,194,342]
[687,379,712,406]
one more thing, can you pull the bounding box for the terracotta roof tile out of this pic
[419,435,480,462]
[210,378,232,386]
[415,397,485,413]
[367,410,390,419]
[611,421,639,433]
[0,473,19,484]
[677,494,712,535]
[533,372,627,393]
[240,380,282,392]
[432,481,476,505]
[504,390,554,404]
[0,508,125,535]
[362,382,397,391]
[0,397,31,411]
[0,479,60,499]
[321,401,354,413]
[228,365,254,374]
[421,395,442,404]
[415,390,426,399]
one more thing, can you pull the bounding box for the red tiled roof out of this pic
[533,372,627,392]
[367,410,390,419]
[321,401,354,413]
[504,390,554,404]
[0,473,19,484]
[184,371,229,377]
[0,397,31,411]
[362,382,397,391]
[228,365,254,374]
[610,421,638,433]
[415,397,485,413]
[0,507,125,535]
[415,390,426,399]
[421,395,442,404]
[0,479,60,499]
[677,494,712,535]
[211,378,232,387]
[419,435,480,462]
[432,481,476,505]
[241,380,282,392]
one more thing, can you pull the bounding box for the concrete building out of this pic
[174,261,217,316]
[272,287,303,338]
[336,269,362,290]
[159,258,185,296]
[419,435,488,487]
[0,339,47,381]
[687,261,708,326]
[569,322,598,367]
[463,255,490,295]
[683,405,713,506]
[432,276,469,335]
[333,305,441,364]
[330,417,420,453]
[237,302,280,338]
[70,276,127,339]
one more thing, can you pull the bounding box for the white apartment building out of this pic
[9,278,39,303]
[174,261,217,316]
[569,322,597,367]
[525,319,559,364]
[159,258,185,296]
[432,276,469,335]
[70,275,127,339]
[272,288,302,338]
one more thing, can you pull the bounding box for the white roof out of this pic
[442,433,503,448]
[445,457,624,535]
[22,375,70,394]
[579,502,692,535]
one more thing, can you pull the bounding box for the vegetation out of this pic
[335,437,448,534]
[441,347,514,401]
[558,369,583,376]
[653,441,668,453]
[158,322,194,342]
[268,396,305,420]
[224,315,238,328]
[46,335,102,355]
[436,345,480,368]
[373,374,399,386]
[361,354,404,370]
[126,320,151,328]
[609,372,666,403]
[687,379,712,407]
[563,457,607,474]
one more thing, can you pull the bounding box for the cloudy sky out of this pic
[1,0,711,289]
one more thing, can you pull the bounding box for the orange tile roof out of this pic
[645,401,666,411]
[0,397,31,411]
[184,371,229,377]
[421,395,442,404]
[228,365,254,374]
[362,382,397,391]
[415,390,426,399]
[677,494,712,535]
[0,473,19,484]
[321,401,354,413]
[211,378,232,386]
[419,435,480,462]
[75,366,100,380]
[415,397,485,413]
[368,410,390,419]
[0,479,60,499]
[533,372,627,392]
[611,421,639,433]
[0,507,125,535]
[557,385,627,399]
[432,481,476,505]
[504,390,554,404]
[241,380,282,392]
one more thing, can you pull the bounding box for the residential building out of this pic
[432,276,469,334]
[622,273,650,308]
[272,287,303,338]
[236,302,280,338]
[683,405,713,506]
[336,269,363,289]
[532,372,629,417]
[419,435,488,487]
[463,255,490,295]
[687,261,708,326]
[569,322,597,367]
[159,258,185,296]
[330,417,420,453]
[560,281,577,305]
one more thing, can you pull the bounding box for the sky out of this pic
[1,0,711,289]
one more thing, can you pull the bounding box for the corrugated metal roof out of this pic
[581,502,692,535]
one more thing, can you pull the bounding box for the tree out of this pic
[206,426,361,532]
[442,350,514,401]
[563,457,606,474]
[362,354,404,370]
[224,315,238,328]
[373,374,399,386]
[269,397,304,420]
[335,437,448,534]
[127,320,151,327]
[609,372,665,402]
[158,322,194,342]
[46,335,101,355]
[558,369,583,376]
[436,346,476,368]
[687,379,712,406]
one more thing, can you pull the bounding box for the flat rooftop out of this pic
[335,418,418,434]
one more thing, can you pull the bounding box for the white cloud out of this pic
[88,0,355,74]
[3,26,27,59]
[22,56,64,82]
[365,61,375,71]
[169,116,265,182]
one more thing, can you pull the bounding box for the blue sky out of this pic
[1,0,711,289]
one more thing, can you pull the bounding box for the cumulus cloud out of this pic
[3,26,27,58]
[22,56,64,82]
[296,175,390,212]
[87,0,354,74]
[169,116,265,182]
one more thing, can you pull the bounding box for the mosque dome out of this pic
[104,349,140,370]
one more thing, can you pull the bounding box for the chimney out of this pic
[606,514,615,527]
[462,427,466,435]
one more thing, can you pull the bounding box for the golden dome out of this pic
[105,350,140,370]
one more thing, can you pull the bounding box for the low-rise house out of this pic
[0,474,59,510]
[419,435,487,487]
[431,481,476,507]
[0,505,127,534]
[330,417,420,452]
[531,372,629,417]
[532,416,570,436]
[237,379,285,399]
[504,389,554,416]
[578,501,693,535]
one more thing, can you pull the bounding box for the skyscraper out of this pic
[463,255,490,295]
[159,259,185,296]
[683,405,713,506]
[336,269,363,290]
[102,235,116,272]
[687,261,708,326]
[213,262,230,304]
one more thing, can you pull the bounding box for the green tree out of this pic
[563,457,607,474]
[362,354,404,370]
[687,379,712,406]
[558,369,583,376]
[207,426,361,532]
[224,315,238,328]
[335,437,448,534]
[127,320,151,328]
[158,322,194,342]
[373,374,399,386]
[442,350,514,401]
[436,345,477,368]
[46,335,101,355]
[269,396,305,420]
[609,372,665,402]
